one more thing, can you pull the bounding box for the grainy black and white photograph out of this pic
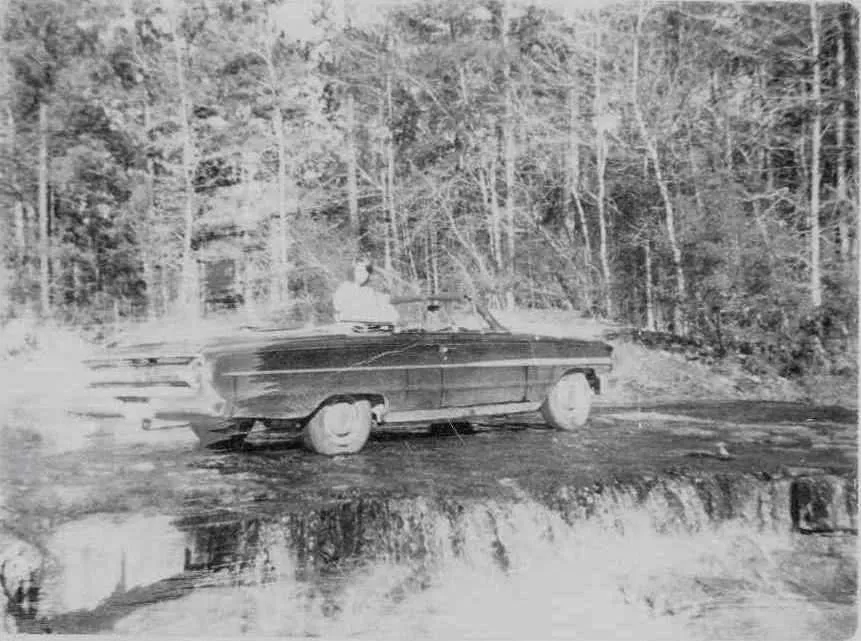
[0,0,857,637]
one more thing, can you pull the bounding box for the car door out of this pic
[305,332,443,412]
[220,331,443,419]
[435,333,529,407]
[377,333,443,411]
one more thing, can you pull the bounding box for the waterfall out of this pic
[6,471,855,638]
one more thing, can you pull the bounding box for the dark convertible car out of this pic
[83,296,613,455]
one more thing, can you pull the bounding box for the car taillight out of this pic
[185,355,217,392]
[184,356,204,390]
[189,354,227,416]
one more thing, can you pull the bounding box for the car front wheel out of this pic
[303,399,373,455]
[541,372,593,430]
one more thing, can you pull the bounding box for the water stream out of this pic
[1,402,857,638]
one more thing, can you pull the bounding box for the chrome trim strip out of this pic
[223,357,612,377]
[381,401,542,424]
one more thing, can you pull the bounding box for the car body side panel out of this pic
[205,331,613,420]
[435,333,611,408]
[437,334,529,406]
[212,335,443,419]
[525,365,564,403]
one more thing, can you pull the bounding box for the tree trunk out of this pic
[566,84,586,250]
[385,70,397,272]
[687,132,705,218]
[9,110,25,270]
[170,14,198,317]
[501,0,515,310]
[480,159,503,271]
[567,80,594,314]
[38,102,50,317]
[160,270,169,320]
[142,100,158,319]
[380,166,391,270]
[573,189,591,264]
[644,239,655,330]
[72,258,82,308]
[809,0,822,308]
[633,7,685,333]
[566,88,580,243]
[503,111,515,269]
[490,160,502,270]
[49,187,61,307]
[128,0,156,319]
[424,227,432,293]
[856,8,861,268]
[272,104,288,306]
[260,28,288,308]
[241,152,256,317]
[751,65,772,252]
[798,120,809,212]
[596,133,611,318]
[594,28,612,319]
[753,147,772,251]
[13,199,24,261]
[0,0,11,312]
[431,228,439,295]
[345,91,359,239]
[835,9,850,263]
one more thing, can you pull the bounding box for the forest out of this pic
[0,0,857,373]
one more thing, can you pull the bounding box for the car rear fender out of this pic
[558,368,602,395]
[308,392,388,423]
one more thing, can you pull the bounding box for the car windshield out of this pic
[391,296,504,333]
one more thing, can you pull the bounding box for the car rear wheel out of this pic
[541,372,593,430]
[303,399,373,455]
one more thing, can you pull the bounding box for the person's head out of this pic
[349,258,373,286]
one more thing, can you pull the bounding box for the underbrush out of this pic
[498,309,857,408]
[0,316,100,452]
[602,341,802,405]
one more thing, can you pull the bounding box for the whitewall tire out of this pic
[303,399,373,455]
[541,372,593,430]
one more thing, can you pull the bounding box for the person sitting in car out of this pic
[333,258,399,325]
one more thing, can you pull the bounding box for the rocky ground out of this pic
[0,311,857,637]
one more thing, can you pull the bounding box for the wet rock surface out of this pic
[0,400,857,637]
[0,530,42,632]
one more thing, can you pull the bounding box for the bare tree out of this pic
[478,156,503,271]
[593,22,612,318]
[37,102,50,317]
[835,9,850,264]
[0,0,25,305]
[567,87,591,256]
[809,0,822,307]
[250,7,293,307]
[165,0,199,316]
[385,45,397,271]
[501,0,516,309]
[633,4,686,332]
[345,91,359,237]
[271,96,289,304]
[644,238,655,330]
[562,18,594,313]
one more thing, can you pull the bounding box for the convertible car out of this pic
[83,295,613,455]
